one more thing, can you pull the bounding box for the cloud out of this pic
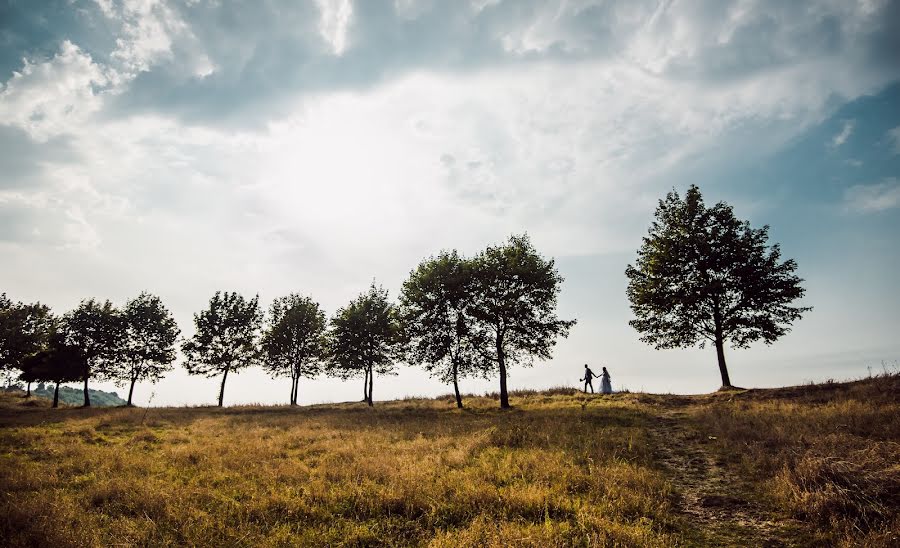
[316,0,354,55]
[0,40,111,142]
[889,125,900,154]
[830,119,855,148]
[844,178,900,213]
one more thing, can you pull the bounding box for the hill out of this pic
[1,385,127,407]
[0,375,897,547]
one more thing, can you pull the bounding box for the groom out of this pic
[581,364,597,393]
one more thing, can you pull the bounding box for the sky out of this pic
[1,0,899,407]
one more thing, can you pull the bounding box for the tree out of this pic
[261,294,326,405]
[469,235,576,408]
[0,294,54,395]
[328,283,400,407]
[399,250,483,408]
[63,299,123,407]
[114,292,180,406]
[182,291,262,407]
[625,185,811,388]
[19,332,85,408]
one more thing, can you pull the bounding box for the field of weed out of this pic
[1,375,897,547]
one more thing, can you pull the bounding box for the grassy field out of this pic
[1,374,898,547]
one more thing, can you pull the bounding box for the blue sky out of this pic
[1,0,898,405]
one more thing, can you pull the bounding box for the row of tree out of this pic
[2,185,811,407]
[1,235,574,408]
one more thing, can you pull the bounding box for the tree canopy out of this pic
[625,185,811,387]
[328,283,400,406]
[19,332,85,408]
[114,292,180,406]
[62,299,123,406]
[182,291,262,407]
[1,294,54,388]
[399,250,483,408]
[469,235,576,408]
[261,294,327,405]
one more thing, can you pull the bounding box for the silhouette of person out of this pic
[582,364,597,393]
[600,366,612,394]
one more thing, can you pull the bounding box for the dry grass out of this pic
[0,393,682,547]
[1,375,897,546]
[688,373,900,547]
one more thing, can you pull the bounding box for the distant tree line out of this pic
[1,187,811,407]
[1,235,575,409]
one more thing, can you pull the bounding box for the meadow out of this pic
[1,374,898,547]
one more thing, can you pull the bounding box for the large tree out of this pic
[115,292,180,406]
[328,283,400,407]
[182,291,262,407]
[469,235,576,409]
[0,294,54,394]
[626,185,811,388]
[261,294,327,405]
[63,299,123,407]
[19,332,85,408]
[399,250,483,409]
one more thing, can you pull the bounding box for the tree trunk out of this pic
[83,374,91,407]
[289,373,296,405]
[218,367,229,407]
[497,335,509,409]
[452,358,463,409]
[367,365,374,407]
[25,381,31,397]
[715,337,732,388]
[712,302,732,388]
[53,382,60,408]
[127,377,136,406]
[363,368,369,402]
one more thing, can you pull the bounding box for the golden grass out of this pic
[1,375,897,547]
[1,393,683,547]
[688,374,900,547]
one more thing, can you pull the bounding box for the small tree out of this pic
[261,294,326,405]
[19,333,85,408]
[114,292,180,406]
[399,250,483,408]
[469,235,576,408]
[0,294,54,395]
[625,185,811,388]
[328,283,400,407]
[182,291,262,407]
[63,299,123,407]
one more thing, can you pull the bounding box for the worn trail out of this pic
[649,410,808,547]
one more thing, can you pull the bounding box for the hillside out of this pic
[2,385,128,407]
[1,375,898,547]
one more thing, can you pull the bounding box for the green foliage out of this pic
[468,235,576,408]
[113,292,180,405]
[181,291,262,406]
[261,294,326,405]
[31,384,126,406]
[399,250,484,408]
[328,283,401,406]
[0,293,54,379]
[19,333,86,407]
[625,185,811,386]
[62,299,124,406]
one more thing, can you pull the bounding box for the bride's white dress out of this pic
[600,373,612,394]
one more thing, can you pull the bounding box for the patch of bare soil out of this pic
[650,410,811,547]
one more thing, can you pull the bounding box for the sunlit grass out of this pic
[1,374,897,546]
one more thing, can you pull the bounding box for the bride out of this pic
[600,366,612,394]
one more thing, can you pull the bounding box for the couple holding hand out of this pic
[582,364,611,394]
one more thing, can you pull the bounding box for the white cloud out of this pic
[844,178,900,213]
[830,119,855,148]
[0,41,111,142]
[316,0,354,55]
[888,125,900,154]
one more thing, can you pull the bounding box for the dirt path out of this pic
[649,410,808,547]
